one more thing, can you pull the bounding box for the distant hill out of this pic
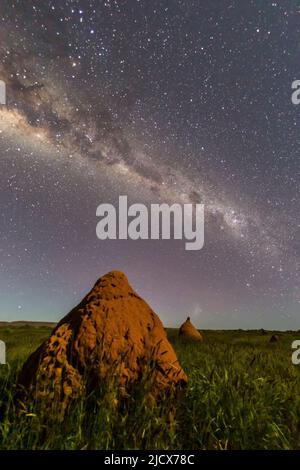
[0,321,56,328]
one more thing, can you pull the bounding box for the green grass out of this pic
[0,326,300,450]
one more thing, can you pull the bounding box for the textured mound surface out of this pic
[18,271,187,406]
[179,317,203,342]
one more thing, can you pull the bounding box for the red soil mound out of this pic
[18,271,187,407]
[179,317,203,342]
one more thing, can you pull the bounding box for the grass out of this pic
[0,326,300,450]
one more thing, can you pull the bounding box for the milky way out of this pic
[0,0,299,329]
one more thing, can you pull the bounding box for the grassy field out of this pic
[0,325,300,450]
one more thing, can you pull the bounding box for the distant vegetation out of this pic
[0,326,300,450]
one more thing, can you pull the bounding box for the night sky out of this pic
[0,0,299,329]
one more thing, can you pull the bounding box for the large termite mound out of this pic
[18,271,187,407]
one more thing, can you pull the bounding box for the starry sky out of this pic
[0,0,299,329]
